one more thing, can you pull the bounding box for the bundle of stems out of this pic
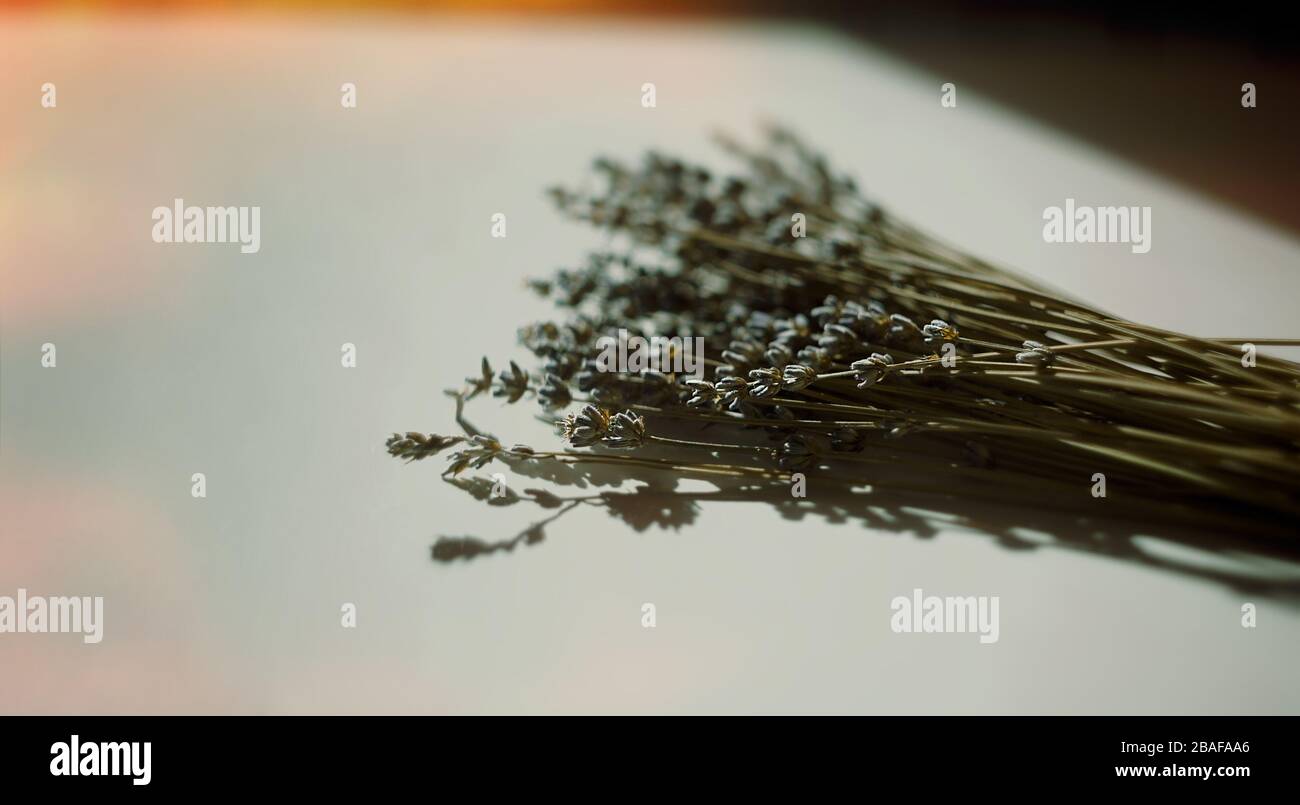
[390,126,1300,543]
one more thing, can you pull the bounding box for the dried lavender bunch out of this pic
[393,126,1300,548]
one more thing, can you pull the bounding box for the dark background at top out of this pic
[600,0,1300,235]
[18,0,1298,232]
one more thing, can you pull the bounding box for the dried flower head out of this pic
[557,404,611,447]
[1015,340,1056,367]
[851,353,893,388]
[886,314,923,345]
[493,360,530,403]
[796,345,833,372]
[781,364,817,391]
[922,319,959,343]
[716,376,750,406]
[684,378,721,409]
[537,373,572,409]
[817,323,860,357]
[386,432,464,462]
[747,367,784,399]
[764,343,795,368]
[604,410,647,449]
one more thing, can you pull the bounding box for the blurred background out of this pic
[3,1,1298,714]
[7,0,1298,230]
